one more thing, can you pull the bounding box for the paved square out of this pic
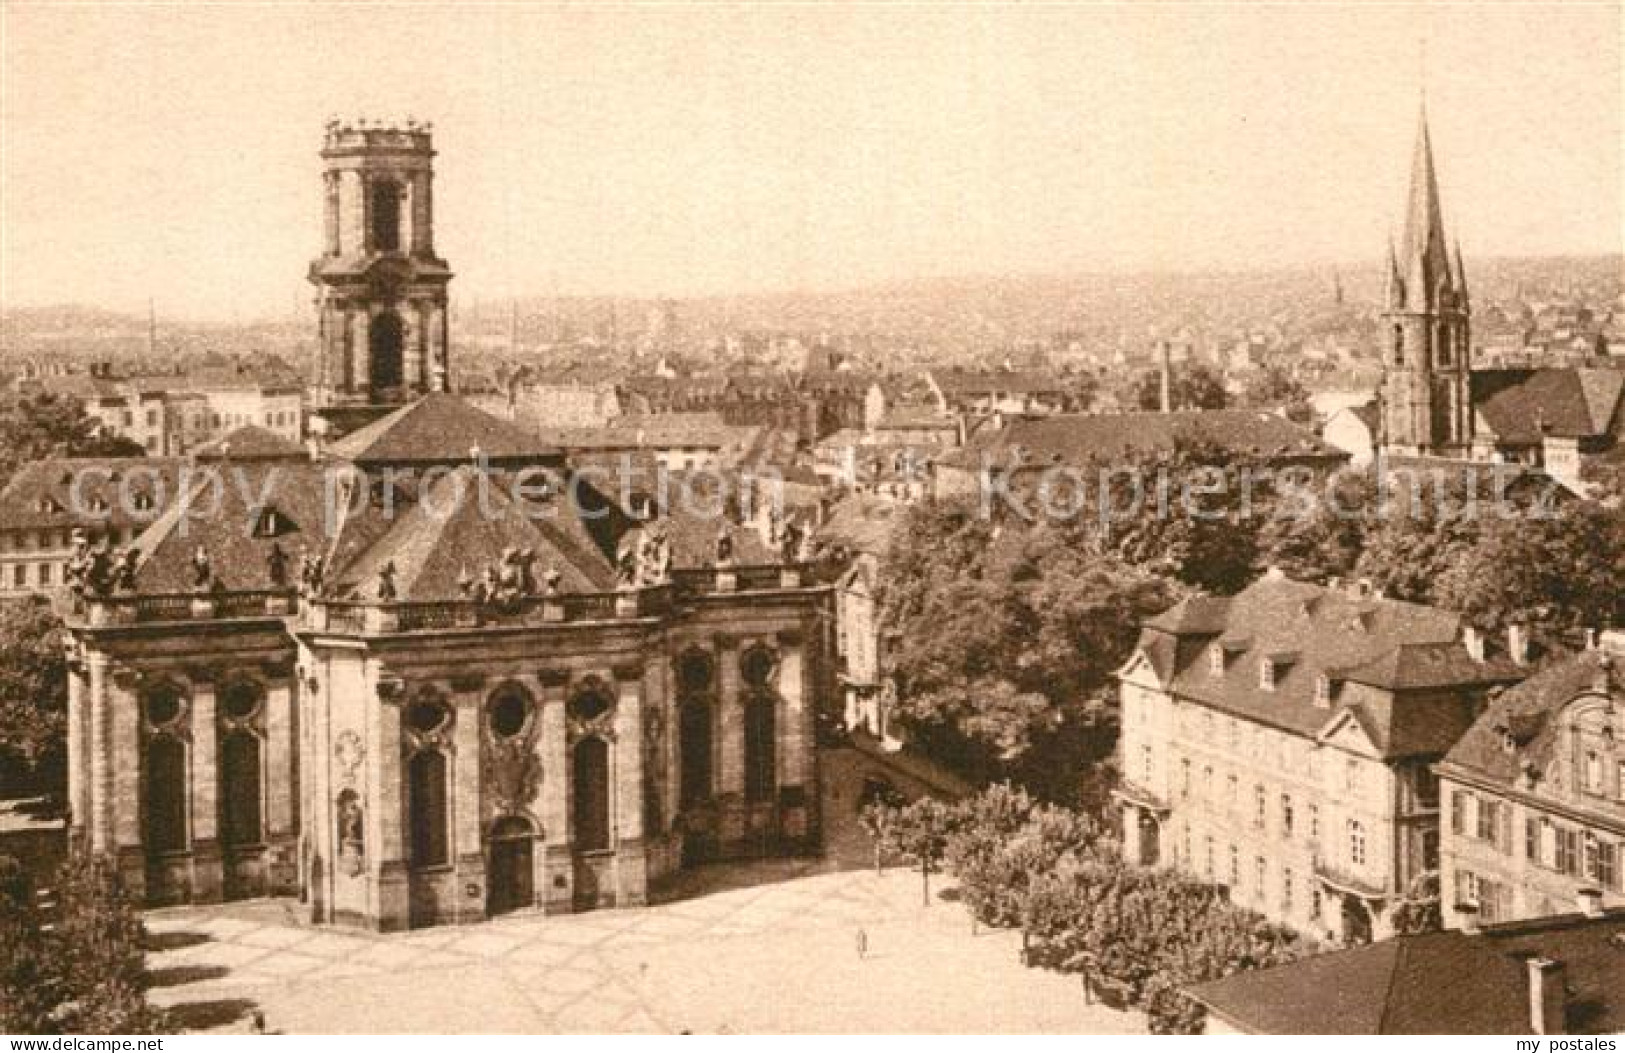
[146,859,1145,1034]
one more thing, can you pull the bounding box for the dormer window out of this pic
[1314,674,1333,707]
[1259,658,1277,692]
[1209,644,1225,677]
[132,492,154,512]
[253,504,290,538]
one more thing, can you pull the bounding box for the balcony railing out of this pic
[75,562,824,635]
[77,589,296,626]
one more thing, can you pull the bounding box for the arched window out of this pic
[679,700,713,808]
[145,735,187,853]
[573,737,611,853]
[220,730,262,847]
[408,750,449,868]
[743,695,776,803]
[369,312,405,393]
[370,180,401,253]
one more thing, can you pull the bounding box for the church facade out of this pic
[59,124,835,931]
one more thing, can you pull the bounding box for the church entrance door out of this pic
[487,816,534,916]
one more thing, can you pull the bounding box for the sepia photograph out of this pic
[0,0,1621,1039]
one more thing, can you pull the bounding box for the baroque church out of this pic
[60,123,834,930]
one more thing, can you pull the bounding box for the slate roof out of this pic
[192,425,307,463]
[327,393,564,466]
[1188,908,1625,1034]
[1472,367,1625,444]
[1438,648,1621,789]
[1130,575,1524,759]
[330,466,616,602]
[816,494,901,556]
[129,463,330,592]
[940,410,1344,469]
[0,457,185,533]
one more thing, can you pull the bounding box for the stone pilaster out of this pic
[717,638,743,796]
[777,637,808,788]
[265,680,295,834]
[613,664,647,906]
[453,686,485,922]
[66,662,87,841]
[189,677,221,903]
[373,684,407,930]
[353,310,372,394]
[87,653,111,853]
[537,671,571,913]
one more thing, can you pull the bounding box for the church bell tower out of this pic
[1378,106,1471,458]
[309,119,452,419]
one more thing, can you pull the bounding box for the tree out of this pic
[858,799,899,875]
[1244,366,1312,422]
[888,796,961,906]
[0,597,70,794]
[48,852,164,1034]
[0,393,144,492]
[1134,364,1229,412]
[0,851,163,1035]
[1390,871,1442,936]
[1435,499,1624,643]
[879,500,1180,799]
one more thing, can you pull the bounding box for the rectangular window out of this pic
[1451,790,1467,835]
[1180,758,1191,798]
[1599,842,1618,891]
[1282,867,1293,911]
[36,564,50,586]
[10,565,22,587]
[1281,794,1294,837]
[1141,745,1153,785]
[1477,798,1497,842]
[1585,752,1604,794]
[1255,856,1266,900]
[1349,819,1366,867]
[1254,785,1266,829]
[1228,845,1239,888]
[1309,803,1320,841]
[1527,815,1540,862]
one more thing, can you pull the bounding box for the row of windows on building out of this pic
[1166,705,1354,778]
[1,525,141,553]
[1179,823,1328,921]
[112,406,298,433]
[1449,789,1623,891]
[142,651,787,868]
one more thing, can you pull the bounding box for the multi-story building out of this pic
[0,457,184,598]
[1116,572,1524,944]
[1435,632,1625,926]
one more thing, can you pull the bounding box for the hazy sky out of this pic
[2,2,1620,320]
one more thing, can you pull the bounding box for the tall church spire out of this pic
[1400,105,1454,307]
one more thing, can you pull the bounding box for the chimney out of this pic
[1456,901,1482,936]
[1526,956,1567,1036]
[1463,626,1485,663]
[1159,340,1173,414]
[1577,887,1604,919]
[1508,624,1531,667]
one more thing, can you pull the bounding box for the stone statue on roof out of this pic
[542,564,562,597]
[191,546,214,593]
[113,548,139,592]
[266,542,289,588]
[376,561,398,602]
[714,525,735,568]
[299,553,325,599]
[615,531,641,590]
[637,522,671,585]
